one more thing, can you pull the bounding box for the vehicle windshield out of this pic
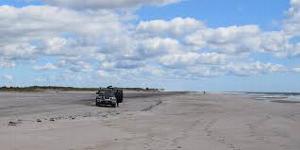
[97,89,114,99]
[103,90,114,99]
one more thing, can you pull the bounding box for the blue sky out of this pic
[138,0,289,28]
[0,0,300,92]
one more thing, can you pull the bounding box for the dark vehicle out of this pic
[96,87,123,107]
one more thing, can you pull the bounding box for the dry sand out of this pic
[0,91,299,150]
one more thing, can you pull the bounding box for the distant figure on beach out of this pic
[203,91,206,95]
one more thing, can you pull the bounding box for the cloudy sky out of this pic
[0,0,300,91]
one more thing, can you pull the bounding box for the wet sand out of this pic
[0,91,299,150]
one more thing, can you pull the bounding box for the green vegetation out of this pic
[0,86,98,92]
[0,86,162,92]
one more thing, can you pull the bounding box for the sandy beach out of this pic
[0,91,299,150]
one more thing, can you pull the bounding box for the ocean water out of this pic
[245,92,300,103]
[286,95,300,102]
[225,92,300,103]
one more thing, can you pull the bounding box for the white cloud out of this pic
[293,66,300,72]
[0,59,15,68]
[224,62,286,76]
[0,5,129,58]
[138,17,300,57]
[0,42,37,59]
[33,63,57,71]
[70,61,93,72]
[185,25,262,54]
[1,1,300,85]
[57,59,93,72]
[285,0,300,36]
[139,37,181,57]
[43,0,181,9]
[160,52,228,68]
[164,61,286,78]
[114,60,143,69]
[1,74,13,81]
[292,43,300,56]
[44,37,68,55]
[259,31,290,53]
[185,66,224,77]
[137,17,204,37]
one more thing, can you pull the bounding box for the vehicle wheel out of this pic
[112,103,117,108]
[96,101,103,107]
